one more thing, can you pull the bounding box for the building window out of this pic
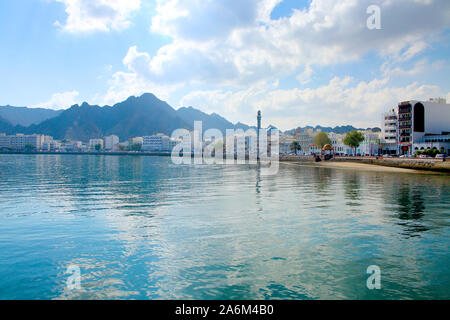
[414,103,425,133]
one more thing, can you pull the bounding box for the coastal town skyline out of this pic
[0,0,449,130]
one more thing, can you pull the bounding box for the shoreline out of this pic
[1,152,449,174]
[280,155,450,174]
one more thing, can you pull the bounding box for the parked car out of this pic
[436,154,445,159]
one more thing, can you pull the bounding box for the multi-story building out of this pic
[0,133,9,149]
[89,138,104,150]
[42,136,61,151]
[104,135,119,151]
[128,137,143,146]
[414,133,450,154]
[143,134,171,152]
[397,99,450,155]
[0,134,44,150]
[381,109,398,155]
[357,131,381,156]
[279,134,297,154]
[329,133,346,156]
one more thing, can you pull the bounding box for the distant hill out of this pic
[1,94,255,141]
[285,125,381,135]
[24,93,190,141]
[0,105,62,126]
[0,116,13,133]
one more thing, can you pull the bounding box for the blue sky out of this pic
[0,0,449,130]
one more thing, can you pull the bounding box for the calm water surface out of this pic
[0,154,449,300]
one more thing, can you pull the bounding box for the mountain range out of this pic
[0,93,253,141]
[0,93,380,141]
[0,106,62,127]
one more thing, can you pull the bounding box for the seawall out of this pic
[280,155,450,173]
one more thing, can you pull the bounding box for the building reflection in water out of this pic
[396,185,428,237]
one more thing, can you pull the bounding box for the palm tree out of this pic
[290,141,301,155]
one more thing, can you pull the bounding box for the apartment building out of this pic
[0,134,44,150]
[381,109,398,155]
[398,99,450,155]
[89,139,104,150]
[143,134,171,152]
[104,135,119,151]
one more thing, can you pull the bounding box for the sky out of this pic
[0,0,449,130]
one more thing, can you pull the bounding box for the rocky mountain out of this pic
[24,93,189,141]
[4,93,252,141]
[0,116,13,133]
[0,105,62,127]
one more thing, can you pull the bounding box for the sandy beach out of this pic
[281,160,432,174]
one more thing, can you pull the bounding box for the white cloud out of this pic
[124,0,450,87]
[180,77,444,130]
[31,91,80,110]
[99,71,179,106]
[54,0,141,33]
[99,0,449,128]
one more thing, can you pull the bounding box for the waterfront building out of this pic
[128,137,143,146]
[279,134,297,154]
[397,98,450,155]
[329,133,346,156]
[381,109,398,155]
[142,134,171,152]
[357,131,381,156]
[89,139,104,150]
[42,136,61,151]
[0,134,44,150]
[0,133,9,149]
[295,128,321,155]
[104,135,119,151]
[413,133,450,154]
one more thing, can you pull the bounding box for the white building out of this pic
[381,109,398,155]
[329,133,346,156]
[0,134,44,150]
[42,136,61,151]
[143,134,171,152]
[104,135,119,151]
[398,98,450,155]
[357,132,381,156]
[89,139,104,150]
[128,137,143,146]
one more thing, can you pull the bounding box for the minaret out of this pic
[257,110,261,160]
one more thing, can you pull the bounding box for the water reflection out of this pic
[0,155,449,300]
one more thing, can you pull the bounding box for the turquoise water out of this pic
[0,154,449,300]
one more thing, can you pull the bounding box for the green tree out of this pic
[290,141,301,154]
[313,132,331,149]
[344,131,365,155]
[95,144,102,151]
[24,144,36,152]
[129,143,142,152]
